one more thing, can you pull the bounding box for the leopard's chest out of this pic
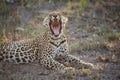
[48,39,68,58]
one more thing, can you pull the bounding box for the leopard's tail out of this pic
[0,44,4,62]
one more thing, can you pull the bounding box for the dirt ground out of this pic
[0,0,120,80]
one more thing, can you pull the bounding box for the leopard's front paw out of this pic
[79,63,95,69]
[85,63,94,69]
[64,67,75,76]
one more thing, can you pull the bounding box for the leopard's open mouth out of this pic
[50,19,61,36]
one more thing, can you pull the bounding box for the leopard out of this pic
[0,12,94,75]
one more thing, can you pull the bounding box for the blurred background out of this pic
[0,0,120,80]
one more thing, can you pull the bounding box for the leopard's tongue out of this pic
[53,26,60,36]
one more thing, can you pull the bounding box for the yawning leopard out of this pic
[0,12,94,75]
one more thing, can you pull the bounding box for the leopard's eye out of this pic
[51,16,55,21]
[56,16,60,20]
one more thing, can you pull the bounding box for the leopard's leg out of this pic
[39,56,75,75]
[57,54,94,69]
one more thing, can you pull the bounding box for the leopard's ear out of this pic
[43,16,50,28]
[61,16,68,27]
[61,16,68,22]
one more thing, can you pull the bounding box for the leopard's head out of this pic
[43,12,68,37]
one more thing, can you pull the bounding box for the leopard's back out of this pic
[0,39,37,63]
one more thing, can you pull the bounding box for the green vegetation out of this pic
[80,68,91,76]
[103,32,120,41]
[67,0,88,10]
[0,1,7,13]
[79,0,88,10]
